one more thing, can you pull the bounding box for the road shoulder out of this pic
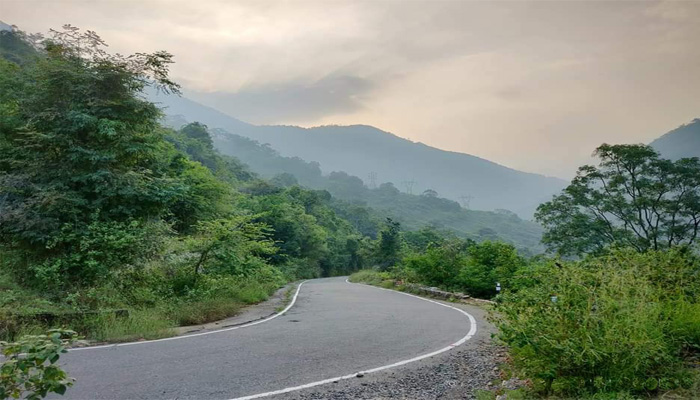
[282,284,503,400]
[173,281,299,336]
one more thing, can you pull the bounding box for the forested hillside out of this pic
[162,117,544,253]
[149,90,566,217]
[1,22,699,400]
[0,27,379,345]
[650,118,700,160]
[352,142,700,399]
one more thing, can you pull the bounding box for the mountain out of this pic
[160,117,545,254]
[650,118,700,160]
[0,23,39,65]
[149,90,566,217]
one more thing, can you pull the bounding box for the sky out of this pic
[3,0,700,178]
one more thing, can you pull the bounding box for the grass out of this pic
[0,278,284,343]
[170,298,242,326]
[475,389,528,400]
[81,309,174,343]
[349,270,395,287]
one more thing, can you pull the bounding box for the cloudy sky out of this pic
[4,0,700,177]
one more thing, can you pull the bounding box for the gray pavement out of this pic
[57,277,481,400]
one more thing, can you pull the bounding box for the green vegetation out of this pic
[0,27,373,345]
[204,127,545,254]
[2,25,699,400]
[350,224,523,300]
[0,329,77,399]
[495,249,700,398]
[536,143,700,256]
[352,144,700,398]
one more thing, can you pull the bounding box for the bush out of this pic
[349,270,393,286]
[402,242,465,289]
[494,249,700,397]
[457,241,522,298]
[0,329,77,399]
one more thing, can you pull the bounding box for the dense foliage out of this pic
[352,224,524,300]
[0,27,373,345]
[495,249,700,397]
[536,144,700,256]
[0,329,77,399]
[207,128,545,254]
[350,144,700,398]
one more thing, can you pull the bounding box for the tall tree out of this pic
[536,144,700,255]
[0,26,180,284]
[377,218,402,270]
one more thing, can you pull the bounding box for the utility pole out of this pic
[367,171,377,189]
[401,180,416,195]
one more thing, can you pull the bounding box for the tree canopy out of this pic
[536,144,700,256]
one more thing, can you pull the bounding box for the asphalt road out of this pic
[57,277,478,400]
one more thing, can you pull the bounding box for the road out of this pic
[57,277,479,400]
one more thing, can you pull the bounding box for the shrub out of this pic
[79,309,173,343]
[494,249,700,397]
[457,241,522,298]
[349,270,393,286]
[0,329,77,399]
[402,241,465,289]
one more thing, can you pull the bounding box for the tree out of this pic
[536,144,700,256]
[403,240,465,288]
[180,122,213,149]
[270,173,298,188]
[457,241,522,298]
[0,26,181,285]
[377,218,402,270]
[187,217,276,281]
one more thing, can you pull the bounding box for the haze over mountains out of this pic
[149,90,567,217]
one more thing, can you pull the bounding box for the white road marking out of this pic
[68,281,307,352]
[229,278,478,400]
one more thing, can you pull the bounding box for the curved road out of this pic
[57,277,478,399]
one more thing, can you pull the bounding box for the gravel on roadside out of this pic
[285,328,505,400]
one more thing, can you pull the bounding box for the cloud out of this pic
[3,0,700,177]
[186,74,376,124]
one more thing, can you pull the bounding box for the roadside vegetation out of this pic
[1,25,699,400]
[352,144,700,398]
[0,26,377,347]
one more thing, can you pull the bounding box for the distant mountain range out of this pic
[162,115,546,254]
[650,118,700,160]
[148,90,566,217]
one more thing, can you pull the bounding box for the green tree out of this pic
[402,240,465,288]
[168,156,232,232]
[457,241,522,298]
[180,122,213,149]
[377,218,402,270]
[187,217,277,281]
[0,26,181,286]
[536,144,700,256]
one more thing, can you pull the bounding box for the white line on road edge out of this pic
[68,281,307,352]
[229,278,478,400]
